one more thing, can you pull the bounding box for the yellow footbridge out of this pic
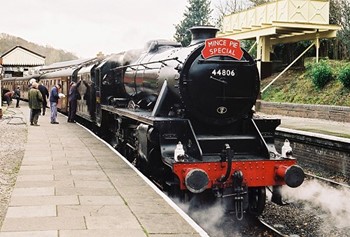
[219,0,340,90]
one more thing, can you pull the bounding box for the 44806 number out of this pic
[211,69,235,77]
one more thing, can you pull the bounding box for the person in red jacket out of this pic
[3,91,14,107]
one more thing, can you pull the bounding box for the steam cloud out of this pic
[282,179,350,233]
[173,179,350,236]
[175,198,243,237]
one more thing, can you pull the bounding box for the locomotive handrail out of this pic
[110,57,181,71]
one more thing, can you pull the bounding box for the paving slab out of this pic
[59,229,146,237]
[0,230,57,237]
[1,217,85,231]
[5,205,56,218]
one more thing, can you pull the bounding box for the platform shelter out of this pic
[219,0,340,85]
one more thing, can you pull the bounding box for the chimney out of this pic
[189,26,219,45]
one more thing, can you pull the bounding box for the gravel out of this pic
[262,199,350,236]
[0,107,27,227]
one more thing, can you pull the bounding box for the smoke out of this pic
[282,179,350,231]
[174,197,243,237]
[170,179,350,237]
[122,48,143,65]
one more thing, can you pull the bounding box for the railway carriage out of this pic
[1,75,40,100]
[39,68,78,113]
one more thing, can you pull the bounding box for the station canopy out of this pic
[219,0,340,46]
[218,0,340,82]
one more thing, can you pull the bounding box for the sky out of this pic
[1,0,223,59]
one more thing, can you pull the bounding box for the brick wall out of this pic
[256,101,350,123]
[275,128,350,178]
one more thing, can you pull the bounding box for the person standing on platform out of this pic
[38,83,49,115]
[49,83,62,124]
[67,81,78,123]
[28,82,42,126]
[29,78,36,87]
[3,91,13,107]
[14,86,21,108]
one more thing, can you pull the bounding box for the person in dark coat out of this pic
[28,82,42,126]
[38,83,49,115]
[67,81,79,123]
[14,86,21,108]
[49,83,62,124]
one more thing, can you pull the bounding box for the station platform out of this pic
[256,112,350,141]
[0,103,206,237]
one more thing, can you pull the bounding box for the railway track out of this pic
[257,217,288,237]
[305,172,350,189]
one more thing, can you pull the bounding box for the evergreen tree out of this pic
[174,0,213,46]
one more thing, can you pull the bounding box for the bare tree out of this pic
[326,0,350,59]
[213,0,252,28]
[213,0,273,28]
[215,0,242,16]
[338,0,350,59]
[248,0,271,5]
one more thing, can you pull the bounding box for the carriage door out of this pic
[95,68,102,125]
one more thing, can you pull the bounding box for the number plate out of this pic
[211,69,235,77]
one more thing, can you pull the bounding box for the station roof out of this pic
[40,58,97,72]
[0,46,45,66]
[219,0,340,45]
[219,21,340,45]
[40,67,78,79]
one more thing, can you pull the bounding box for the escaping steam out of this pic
[174,197,244,237]
[282,179,350,233]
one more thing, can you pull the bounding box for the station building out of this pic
[0,45,45,78]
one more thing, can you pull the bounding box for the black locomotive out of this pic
[98,26,304,218]
[3,26,304,219]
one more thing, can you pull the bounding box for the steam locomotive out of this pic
[2,26,304,219]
